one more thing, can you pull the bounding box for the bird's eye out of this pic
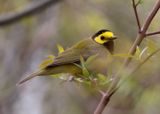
[100,36,105,40]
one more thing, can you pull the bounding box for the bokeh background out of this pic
[0,0,160,114]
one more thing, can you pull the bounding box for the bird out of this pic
[18,29,117,85]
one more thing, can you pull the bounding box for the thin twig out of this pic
[0,0,62,26]
[132,0,141,32]
[135,0,142,7]
[146,31,160,36]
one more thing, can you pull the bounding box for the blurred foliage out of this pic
[0,0,160,114]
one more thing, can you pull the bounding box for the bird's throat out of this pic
[103,41,114,54]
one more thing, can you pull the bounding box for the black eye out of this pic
[100,36,105,40]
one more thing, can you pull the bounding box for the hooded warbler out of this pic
[18,29,117,84]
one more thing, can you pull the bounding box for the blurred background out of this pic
[0,0,160,114]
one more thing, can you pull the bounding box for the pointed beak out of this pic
[112,36,117,40]
[109,36,117,40]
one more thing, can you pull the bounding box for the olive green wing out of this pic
[48,49,81,67]
[46,40,92,68]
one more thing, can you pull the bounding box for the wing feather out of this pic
[46,39,92,68]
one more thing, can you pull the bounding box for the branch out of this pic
[0,0,62,26]
[146,31,160,36]
[94,0,160,114]
[135,0,143,7]
[132,0,141,32]
[94,90,116,114]
[124,0,160,66]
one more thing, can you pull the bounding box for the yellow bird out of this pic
[18,29,117,84]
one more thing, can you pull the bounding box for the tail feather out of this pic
[17,70,44,85]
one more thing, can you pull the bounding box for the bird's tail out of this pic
[17,70,44,85]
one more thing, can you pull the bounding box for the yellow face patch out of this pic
[95,36,107,44]
[102,32,114,38]
[94,31,115,44]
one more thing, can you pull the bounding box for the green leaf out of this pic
[139,47,148,59]
[137,0,143,4]
[135,46,141,60]
[146,39,158,54]
[73,63,82,69]
[82,80,92,86]
[97,73,108,85]
[97,74,107,82]
[57,44,64,54]
[135,0,143,6]
[80,56,90,77]
[85,54,97,65]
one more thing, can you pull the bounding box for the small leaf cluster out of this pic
[134,39,159,61]
[73,55,113,89]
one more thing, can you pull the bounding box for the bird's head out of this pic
[92,29,117,45]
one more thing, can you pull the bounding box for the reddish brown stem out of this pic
[132,0,141,32]
[94,89,116,114]
[94,93,109,114]
[146,31,160,36]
